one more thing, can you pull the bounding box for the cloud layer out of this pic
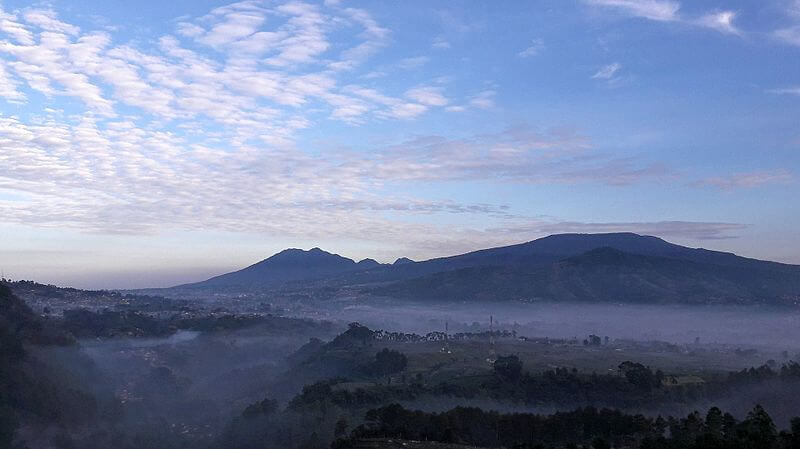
[1,0,795,274]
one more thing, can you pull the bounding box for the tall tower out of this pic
[443,321,451,353]
[488,315,497,362]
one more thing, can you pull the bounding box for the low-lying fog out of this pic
[18,299,800,447]
[323,300,800,350]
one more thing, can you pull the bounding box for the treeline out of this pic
[4,279,179,307]
[481,357,800,409]
[220,353,800,449]
[60,309,174,338]
[284,354,800,414]
[335,403,800,449]
[56,308,335,338]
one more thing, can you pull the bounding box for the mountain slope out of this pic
[374,247,800,306]
[0,284,101,447]
[183,247,379,288]
[331,232,800,285]
[175,233,800,303]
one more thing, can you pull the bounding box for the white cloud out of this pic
[693,170,793,189]
[592,62,621,79]
[385,102,428,119]
[396,56,428,69]
[586,0,746,37]
[327,6,389,71]
[468,90,496,109]
[0,114,540,251]
[772,1,800,46]
[0,59,26,102]
[0,1,688,260]
[584,0,680,22]
[358,56,428,80]
[775,26,800,46]
[265,2,330,67]
[23,9,80,36]
[767,86,800,96]
[0,2,476,132]
[176,22,205,38]
[0,28,116,115]
[695,10,740,35]
[344,85,397,106]
[518,38,545,57]
[198,11,266,48]
[0,8,34,44]
[499,221,747,241]
[405,86,448,107]
[432,36,451,49]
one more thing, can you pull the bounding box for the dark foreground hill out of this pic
[0,284,105,447]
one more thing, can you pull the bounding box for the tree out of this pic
[346,322,374,347]
[334,417,349,438]
[242,398,278,418]
[739,404,777,449]
[705,406,724,438]
[368,348,407,380]
[0,404,18,449]
[618,361,661,391]
[494,355,523,383]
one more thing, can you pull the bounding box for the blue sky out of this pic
[1,0,799,288]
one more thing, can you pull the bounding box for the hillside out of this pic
[0,284,103,447]
[183,247,386,288]
[374,247,800,306]
[320,232,800,288]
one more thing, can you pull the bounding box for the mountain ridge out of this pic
[181,247,375,288]
[374,246,800,305]
[176,233,800,305]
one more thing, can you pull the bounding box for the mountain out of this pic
[330,232,800,286]
[374,247,800,305]
[176,233,800,305]
[356,258,383,269]
[183,247,369,288]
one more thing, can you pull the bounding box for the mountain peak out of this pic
[357,258,382,269]
[520,232,678,256]
[393,257,414,265]
[188,247,361,288]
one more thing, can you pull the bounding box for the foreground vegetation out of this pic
[335,403,800,449]
[4,283,800,449]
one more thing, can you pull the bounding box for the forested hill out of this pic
[0,284,103,447]
[0,283,73,346]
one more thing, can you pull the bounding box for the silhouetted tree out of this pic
[494,355,523,382]
[368,348,407,381]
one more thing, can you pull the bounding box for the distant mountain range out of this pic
[179,233,800,305]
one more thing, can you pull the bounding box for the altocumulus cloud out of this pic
[0,1,750,257]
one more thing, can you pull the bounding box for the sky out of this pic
[0,0,799,289]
